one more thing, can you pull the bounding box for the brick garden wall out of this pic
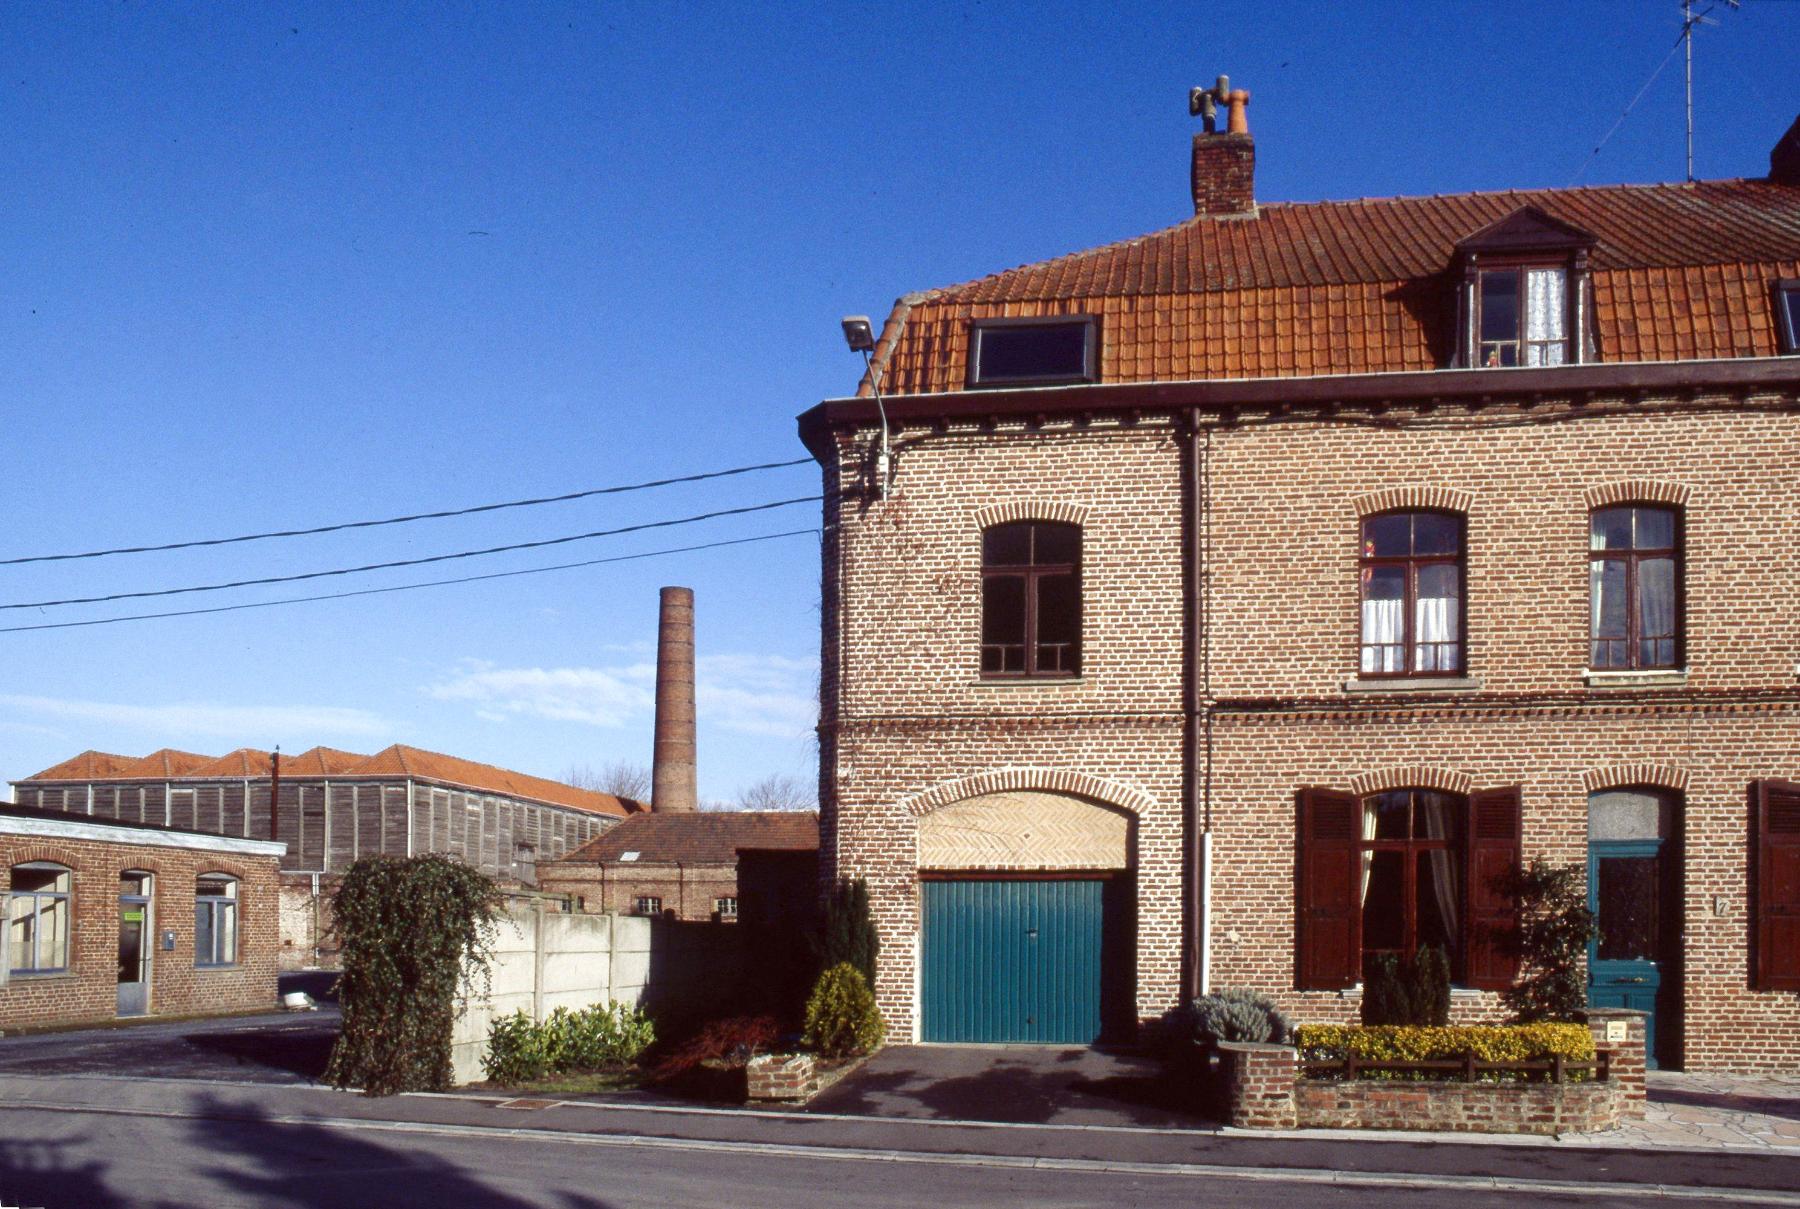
[0,835,280,1031]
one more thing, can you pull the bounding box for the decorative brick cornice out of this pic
[1580,763,1689,793]
[1347,765,1476,796]
[899,768,1154,818]
[1352,486,1474,517]
[1583,480,1691,509]
[972,501,1090,530]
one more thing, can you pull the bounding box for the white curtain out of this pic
[1361,599,1405,673]
[1359,802,1378,904]
[1418,798,1459,943]
[1415,596,1452,671]
[1524,268,1567,366]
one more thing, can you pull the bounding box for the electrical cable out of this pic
[0,456,813,566]
[0,496,821,611]
[1569,9,1709,185]
[0,528,819,634]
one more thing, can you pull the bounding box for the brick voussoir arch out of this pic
[1583,480,1691,509]
[972,501,1091,530]
[1580,763,1690,794]
[899,768,1154,818]
[1346,766,1476,797]
[1352,486,1474,518]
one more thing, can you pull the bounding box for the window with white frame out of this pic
[634,895,663,917]
[195,874,239,967]
[9,863,71,973]
[714,897,738,920]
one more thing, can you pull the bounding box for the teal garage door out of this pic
[921,877,1129,1044]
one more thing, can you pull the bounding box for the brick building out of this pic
[538,811,818,922]
[1,803,284,1030]
[800,90,1800,1070]
[13,744,637,968]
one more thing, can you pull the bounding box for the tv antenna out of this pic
[1571,1,1736,186]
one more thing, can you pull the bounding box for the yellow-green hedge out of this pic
[1297,1024,1594,1081]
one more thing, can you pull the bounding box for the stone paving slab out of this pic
[1562,1070,1800,1150]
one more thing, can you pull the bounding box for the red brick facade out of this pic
[0,816,282,1031]
[536,860,740,922]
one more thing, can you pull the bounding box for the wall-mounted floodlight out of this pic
[840,314,892,497]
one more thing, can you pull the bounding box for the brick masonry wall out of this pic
[536,861,740,922]
[819,393,1800,1067]
[1292,1075,1618,1135]
[0,836,280,1031]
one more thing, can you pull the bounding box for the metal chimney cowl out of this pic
[651,586,699,813]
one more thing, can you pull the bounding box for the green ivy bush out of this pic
[809,879,879,988]
[482,1002,657,1085]
[1504,860,1596,1024]
[1298,1023,1596,1081]
[802,963,885,1058]
[325,855,501,1096]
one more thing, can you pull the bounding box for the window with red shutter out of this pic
[1465,787,1523,991]
[1753,779,1800,992]
[1296,788,1362,990]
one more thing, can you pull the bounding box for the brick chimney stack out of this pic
[1771,114,1800,185]
[651,586,698,813]
[1190,75,1255,217]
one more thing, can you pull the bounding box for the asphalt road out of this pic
[0,1100,1689,1209]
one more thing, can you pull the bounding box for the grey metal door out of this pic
[117,873,151,1017]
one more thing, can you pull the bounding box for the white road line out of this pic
[0,1098,1793,1205]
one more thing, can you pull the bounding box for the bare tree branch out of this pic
[734,773,815,813]
[561,759,651,802]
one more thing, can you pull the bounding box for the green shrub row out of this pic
[483,1002,656,1085]
[1297,1023,1596,1081]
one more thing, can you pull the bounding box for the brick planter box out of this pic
[746,1053,817,1102]
[1219,1010,1647,1136]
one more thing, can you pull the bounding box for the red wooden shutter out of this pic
[1754,779,1800,992]
[1464,786,1522,991]
[1296,788,1362,990]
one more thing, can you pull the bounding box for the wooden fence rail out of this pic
[1301,1050,1611,1084]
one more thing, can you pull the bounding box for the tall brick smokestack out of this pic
[651,586,698,813]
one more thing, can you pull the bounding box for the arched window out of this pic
[1589,505,1681,670]
[9,862,71,973]
[981,521,1080,677]
[195,874,238,967]
[1359,511,1464,676]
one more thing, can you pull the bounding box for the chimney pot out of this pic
[1771,114,1800,185]
[651,586,698,813]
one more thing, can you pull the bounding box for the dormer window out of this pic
[969,317,1098,387]
[1777,279,1800,354]
[1478,266,1567,367]
[1454,207,1596,370]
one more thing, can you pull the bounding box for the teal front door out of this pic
[1588,839,1667,1067]
[920,877,1127,1044]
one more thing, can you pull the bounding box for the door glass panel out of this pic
[118,906,144,984]
[1361,850,1405,951]
[1597,856,1660,961]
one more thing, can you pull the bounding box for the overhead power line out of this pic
[1,496,821,612]
[0,456,814,567]
[0,528,819,635]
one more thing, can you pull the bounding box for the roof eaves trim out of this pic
[0,814,286,858]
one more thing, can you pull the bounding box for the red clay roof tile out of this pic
[867,179,1800,395]
[555,811,819,866]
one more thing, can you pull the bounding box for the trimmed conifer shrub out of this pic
[810,878,879,987]
[802,963,885,1058]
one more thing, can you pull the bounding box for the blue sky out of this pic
[3,2,1796,803]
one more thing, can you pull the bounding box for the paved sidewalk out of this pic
[1604,1070,1800,1150]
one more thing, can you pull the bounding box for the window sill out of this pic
[971,676,1086,687]
[6,969,73,980]
[1337,983,1489,997]
[1583,668,1687,689]
[1342,676,1481,694]
[195,963,241,972]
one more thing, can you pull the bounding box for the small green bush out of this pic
[1361,947,1451,1026]
[1504,860,1596,1024]
[1297,1023,1595,1082]
[482,1002,656,1086]
[802,963,885,1058]
[1186,988,1293,1045]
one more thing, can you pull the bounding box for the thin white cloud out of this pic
[427,653,817,739]
[0,694,389,740]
